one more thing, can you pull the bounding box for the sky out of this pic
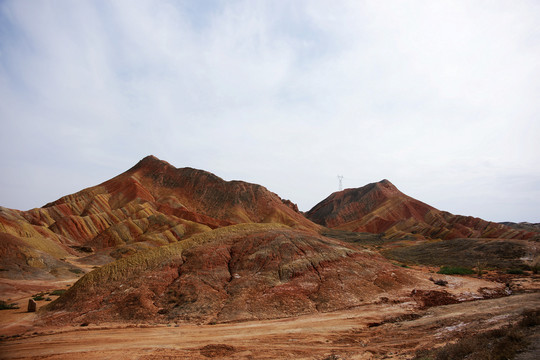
[0,0,539,223]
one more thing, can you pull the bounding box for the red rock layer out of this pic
[306,180,535,240]
[0,156,318,278]
[43,155,317,232]
[44,224,424,324]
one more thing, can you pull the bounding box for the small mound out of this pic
[200,344,236,358]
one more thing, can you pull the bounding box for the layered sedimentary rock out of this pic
[44,224,423,324]
[307,180,535,240]
[0,156,317,279]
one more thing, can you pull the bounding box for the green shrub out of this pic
[50,289,67,296]
[506,268,524,275]
[0,300,19,310]
[437,266,475,275]
[32,295,45,301]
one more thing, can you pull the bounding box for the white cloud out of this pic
[0,0,538,222]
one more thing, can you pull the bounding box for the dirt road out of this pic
[1,292,538,360]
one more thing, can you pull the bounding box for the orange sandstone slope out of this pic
[306,180,535,240]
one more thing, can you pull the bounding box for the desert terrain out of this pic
[1,276,539,359]
[1,156,539,359]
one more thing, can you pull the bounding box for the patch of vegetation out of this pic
[32,295,45,301]
[49,289,67,296]
[0,300,20,310]
[437,266,475,275]
[393,262,410,268]
[384,238,528,269]
[321,228,390,246]
[506,268,525,275]
[69,245,93,253]
[429,277,448,286]
[69,268,84,274]
[414,309,540,360]
[520,309,540,327]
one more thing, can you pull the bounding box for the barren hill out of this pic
[0,156,317,279]
[45,155,316,229]
[306,180,535,240]
[43,223,432,325]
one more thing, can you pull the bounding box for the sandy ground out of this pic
[1,269,538,360]
[0,292,538,359]
[0,280,70,337]
[0,255,95,337]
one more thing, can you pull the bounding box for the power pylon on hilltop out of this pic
[337,175,344,191]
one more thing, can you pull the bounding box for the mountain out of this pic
[0,156,318,279]
[3,159,524,326]
[306,180,535,240]
[42,155,317,235]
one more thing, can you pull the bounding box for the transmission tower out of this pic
[337,175,344,191]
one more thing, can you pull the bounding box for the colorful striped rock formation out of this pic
[306,180,536,240]
[0,156,317,280]
[43,223,428,325]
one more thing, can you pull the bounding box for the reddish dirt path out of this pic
[1,293,538,360]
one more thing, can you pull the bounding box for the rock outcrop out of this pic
[27,298,37,312]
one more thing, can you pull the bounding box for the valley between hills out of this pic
[1,155,539,359]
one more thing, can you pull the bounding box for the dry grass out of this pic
[320,228,389,246]
[383,238,529,270]
[415,309,540,360]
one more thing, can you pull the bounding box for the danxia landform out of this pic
[306,179,535,240]
[0,155,538,329]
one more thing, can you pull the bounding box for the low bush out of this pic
[519,309,540,327]
[506,268,524,275]
[437,266,475,275]
[0,300,20,310]
[50,289,67,296]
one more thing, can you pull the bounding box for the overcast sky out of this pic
[1,0,539,223]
